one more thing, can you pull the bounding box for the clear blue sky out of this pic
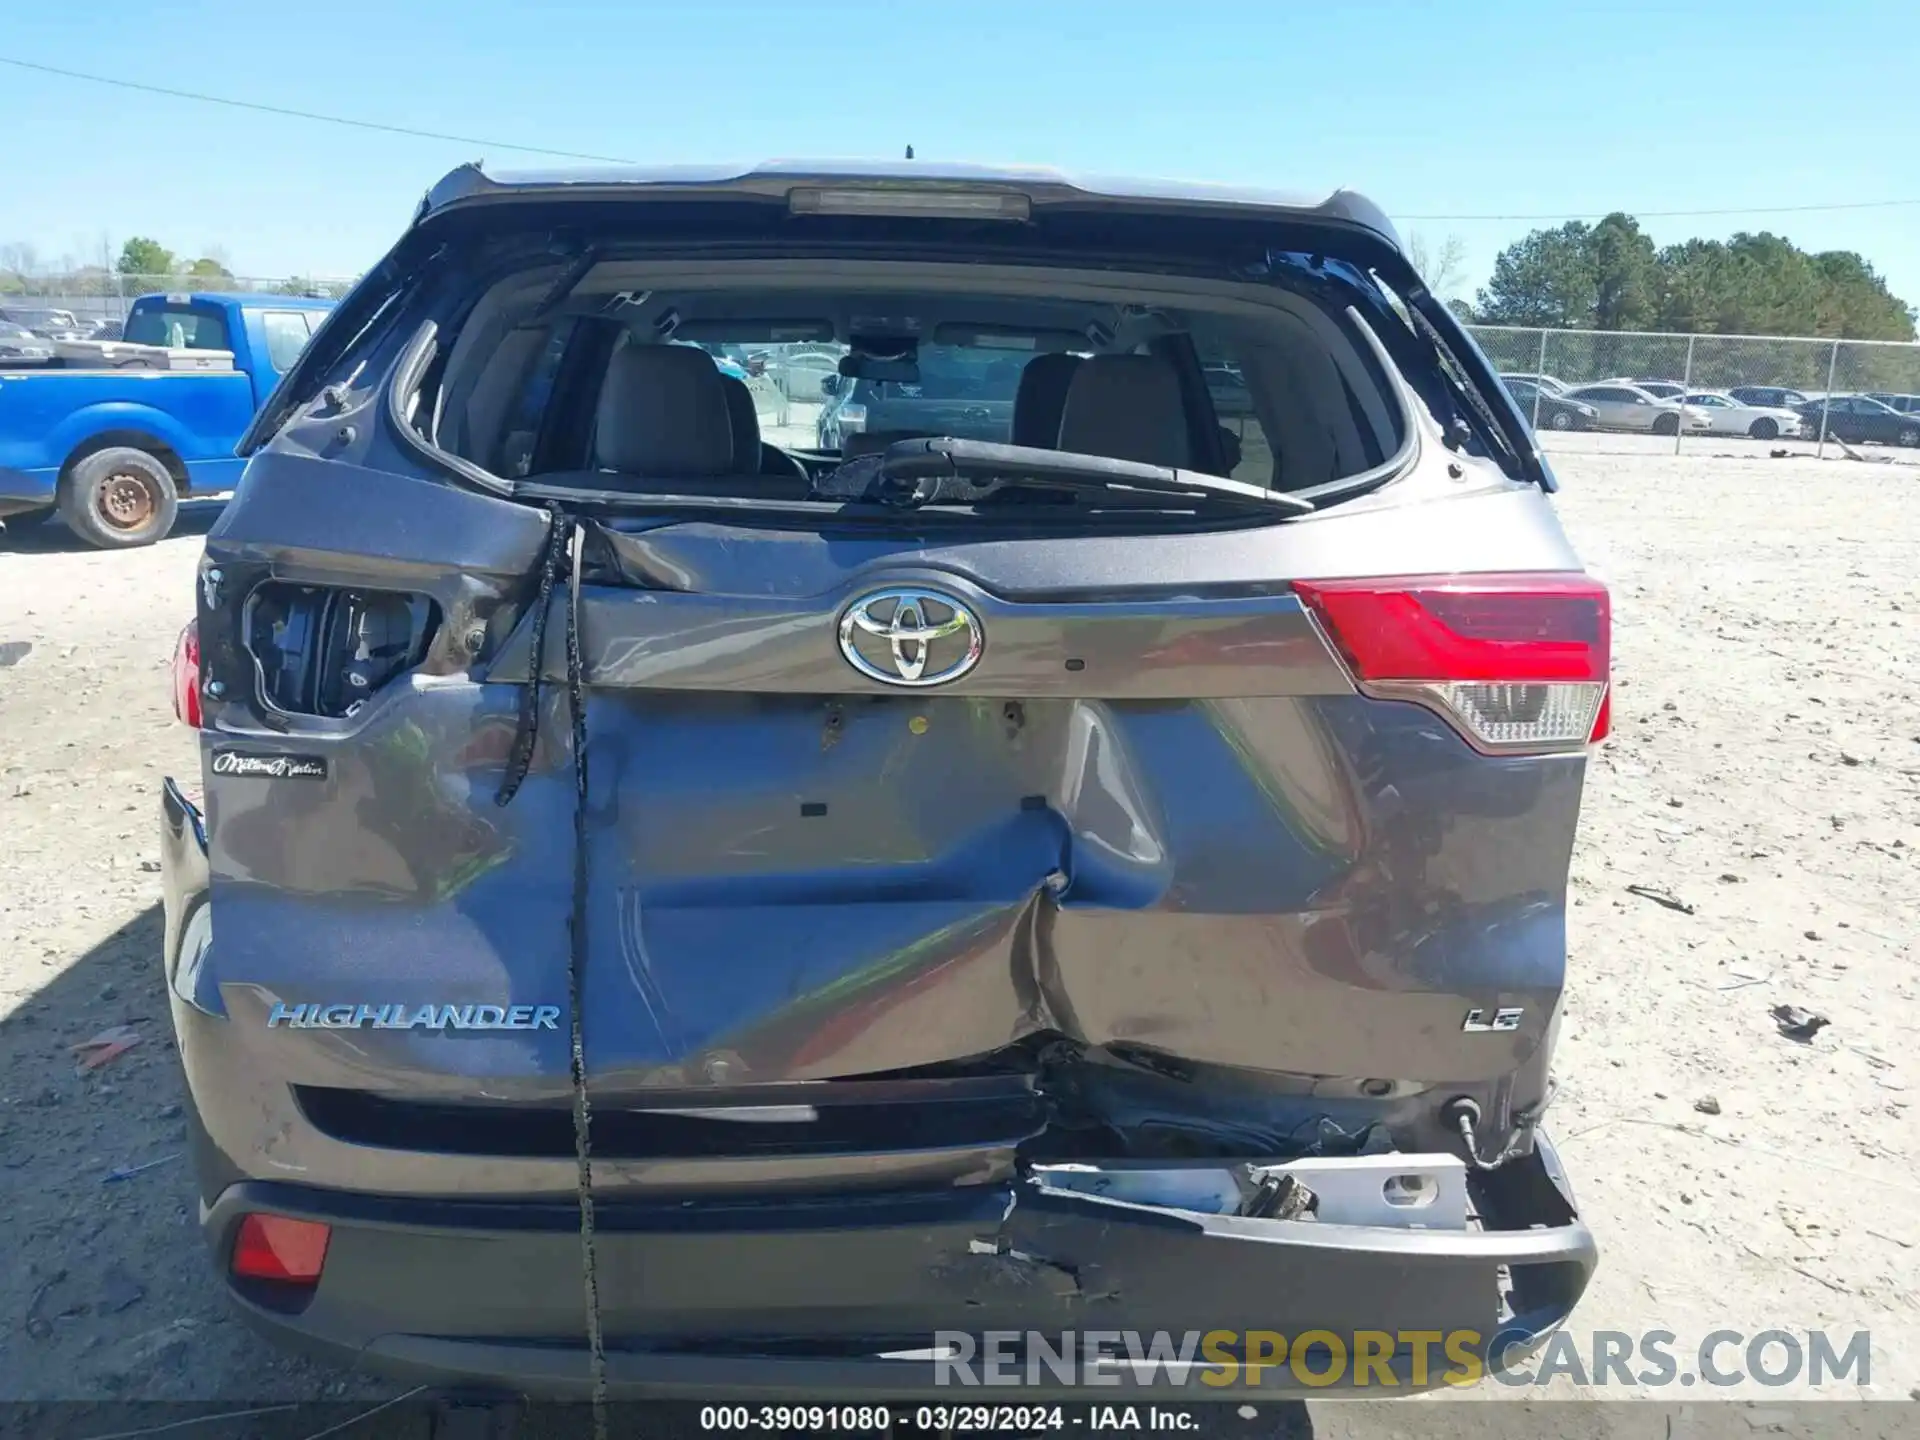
[6,0,1919,313]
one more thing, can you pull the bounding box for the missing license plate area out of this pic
[1032,1153,1470,1230]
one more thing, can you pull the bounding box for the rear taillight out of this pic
[1294,573,1610,754]
[171,620,202,728]
[230,1213,330,1286]
[245,583,438,718]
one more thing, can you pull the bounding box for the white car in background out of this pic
[1675,390,1804,440]
[1562,382,1713,435]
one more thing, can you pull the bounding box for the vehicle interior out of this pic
[414,260,1416,506]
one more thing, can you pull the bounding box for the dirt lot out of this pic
[1,454,1916,1427]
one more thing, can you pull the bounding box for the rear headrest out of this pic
[594,344,734,475]
[1011,352,1084,449]
[718,373,761,464]
[1055,354,1192,468]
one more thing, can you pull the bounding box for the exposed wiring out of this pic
[493,506,607,1439]
[561,514,609,1438]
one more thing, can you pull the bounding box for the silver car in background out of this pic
[1562,381,1712,435]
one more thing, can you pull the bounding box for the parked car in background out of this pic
[1795,394,1920,447]
[1675,390,1803,440]
[0,306,85,340]
[766,344,842,401]
[816,344,1024,450]
[1504,376,1599,431]
[0,291,334,546]
[86,317,125,342]
[1562,382,1711,434]
[1203,360,1255,419]
[1630,378,1686,400]
[1727,385,1810,410]
[1865,392,1920,415]
[1500,372,1571,394]
[0,322,56,367]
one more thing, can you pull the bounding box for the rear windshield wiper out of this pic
[821,437,1314,515]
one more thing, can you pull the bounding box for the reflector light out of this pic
[231,1213,330,1285]
[171,620,202,728]
[1294,573,1610,753]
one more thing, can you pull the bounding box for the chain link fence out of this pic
[1468,324,1920,466]
[0,271,357,330]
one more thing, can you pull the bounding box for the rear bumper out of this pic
[0,465,56,518]
[203,1138,1595,1399]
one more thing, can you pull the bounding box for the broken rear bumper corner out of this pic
[201,1131,1595,1399]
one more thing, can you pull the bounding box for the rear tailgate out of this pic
[184,461,1589,1131]
[181,169,1596,1188]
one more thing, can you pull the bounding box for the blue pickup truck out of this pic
[0,292,334,548]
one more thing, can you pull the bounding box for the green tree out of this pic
[187,257,235,281]
[1483,213,1918,342]
[1587,213,1658,331]
[1655,238,1733,333]
[116,236,174,277]
[1807,251,1913,341]
[1474,222,1596,328]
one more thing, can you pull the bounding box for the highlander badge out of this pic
[267,1002,561,1031]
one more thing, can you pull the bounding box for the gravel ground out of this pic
[1,453,1916,1429]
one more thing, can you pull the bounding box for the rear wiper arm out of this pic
[870,437,1314,514]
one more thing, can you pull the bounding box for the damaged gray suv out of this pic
[160,160,1603,1400]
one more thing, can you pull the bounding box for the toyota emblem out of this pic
[837,588,984,687]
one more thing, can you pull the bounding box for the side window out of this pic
[260,312,313,371]
[122,303,231,351]
[1197,355,1274,486]
[500,320,578,478]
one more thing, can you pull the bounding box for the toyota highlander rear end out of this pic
[160,160,1601,1399]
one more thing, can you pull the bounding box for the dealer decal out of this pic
[211,750,328,780]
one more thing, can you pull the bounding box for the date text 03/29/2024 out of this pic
[697,1406,1197,1432]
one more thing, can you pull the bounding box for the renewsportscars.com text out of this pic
[931,1329,1872,1389]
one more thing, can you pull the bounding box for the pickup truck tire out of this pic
[58,447,179,549]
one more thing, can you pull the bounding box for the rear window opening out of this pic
[389,254,1422,521]
[123,301,232,351]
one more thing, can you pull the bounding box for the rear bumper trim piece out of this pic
[203,1135,1594,1398]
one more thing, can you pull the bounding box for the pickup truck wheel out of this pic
[58,447,179,549]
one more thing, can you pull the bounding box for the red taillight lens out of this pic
[230,1214,330,1285]
[1294,573,1610,753]
[171,620,202,728]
